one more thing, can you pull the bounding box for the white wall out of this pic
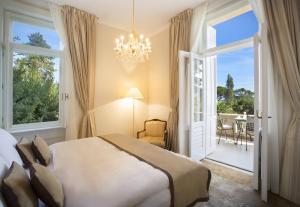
[94,24,149,137]
[148,28,170,121]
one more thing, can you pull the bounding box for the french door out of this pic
[178,51,216,160]
[189,53,206,160]
[253,30,269,201]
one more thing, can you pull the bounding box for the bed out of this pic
[0,130,211,207]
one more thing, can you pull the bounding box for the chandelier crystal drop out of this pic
[114,0,151,69]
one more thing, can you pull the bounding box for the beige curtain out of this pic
[264,0,300,204]
[62,6,97,138]
[168,9,193,152]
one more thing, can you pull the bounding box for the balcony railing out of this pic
[217,113,254,138]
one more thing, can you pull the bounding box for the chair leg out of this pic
[241,133,243,145]
[218,130,222,144]
[225,130,227,141]
[246,134,248,151]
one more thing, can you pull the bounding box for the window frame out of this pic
[202,0,256,57]
[3,11,65,133]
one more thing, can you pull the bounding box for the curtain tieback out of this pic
[84,109,95,116]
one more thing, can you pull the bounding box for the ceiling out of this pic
[56,0,206,36]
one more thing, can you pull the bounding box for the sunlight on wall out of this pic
[94,24,149,137]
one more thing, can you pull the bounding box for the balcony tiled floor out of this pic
[206,137,254,172]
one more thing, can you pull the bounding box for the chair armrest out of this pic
[137,130,146,138]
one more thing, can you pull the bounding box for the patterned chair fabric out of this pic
[137,119,167,148]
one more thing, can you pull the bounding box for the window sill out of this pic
[7,122,65,134]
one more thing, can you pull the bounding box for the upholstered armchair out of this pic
[137,119,168,148]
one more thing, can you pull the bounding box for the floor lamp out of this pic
[127,87,144,136]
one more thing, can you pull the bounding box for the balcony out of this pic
[207,113,254,172]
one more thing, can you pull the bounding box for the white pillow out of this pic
[0,156,8,207]
[0,129,23,166]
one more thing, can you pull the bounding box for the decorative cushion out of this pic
[30,163,64,207]
[31,136,50,166]
[140,136,165,148]
[1,162,38,207]
[145,121,166,137]
[16,137,36,168]
[0,129,23,167]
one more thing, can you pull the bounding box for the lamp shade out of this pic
[127,87,143,99]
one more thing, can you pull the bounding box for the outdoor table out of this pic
[234,117,247,144]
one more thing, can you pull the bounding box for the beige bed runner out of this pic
[99,134,211,207]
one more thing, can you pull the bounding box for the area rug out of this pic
[195,160,299,207]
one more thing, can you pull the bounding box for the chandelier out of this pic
[114,0,151,70]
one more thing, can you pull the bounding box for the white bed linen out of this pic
[0,129,23,167]
[49,138,171,207]
[0,156,8,207]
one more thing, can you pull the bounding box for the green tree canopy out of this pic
[217,74,254,114]
[225,74,234,102]
[26,33,51,49]
[217,86,227,101]
[13,32,59,124]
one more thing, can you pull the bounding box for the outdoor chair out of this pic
[217,115,234,144]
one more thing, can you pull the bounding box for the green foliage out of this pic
[26,33,51,49]
[217,86,227,101]
[225,74,234,101]
[13,33,59,124]
[217,74,254,114]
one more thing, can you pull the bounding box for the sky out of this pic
[213,11,258,91]
[12,21,61,82]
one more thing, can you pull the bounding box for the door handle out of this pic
[256,110,272,119]
[256,110,262,119]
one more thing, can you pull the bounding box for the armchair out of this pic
[137,119,168,148]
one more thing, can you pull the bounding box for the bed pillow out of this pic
[16,137,36,168]
[30,163,64,207]
[31,136,50,166]
[1,162,38,207]
[0,129,23,167]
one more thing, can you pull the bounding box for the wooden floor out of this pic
[196,159,300,207]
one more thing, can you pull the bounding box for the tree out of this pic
[26,33,51,49]
[225,74,234,102]
[217,100,234,114]
[13,32,59,124]
[217,74,254,115]
[233,88,254,114]
[217,86,227,101]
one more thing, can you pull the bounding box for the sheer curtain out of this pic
[168,9,193,152]
[49,3,82,140]
[190,2,208,53]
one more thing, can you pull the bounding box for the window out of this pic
[212,11,258,48]
[3,12,64,131]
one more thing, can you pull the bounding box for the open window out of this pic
[3,12,65,132]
